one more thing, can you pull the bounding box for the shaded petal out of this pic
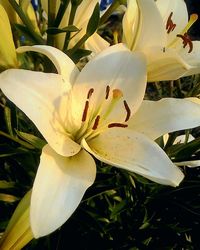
[122,0,139,50]
[17,45,79,84]
[82,128,184,186]
[175,160,200,168]
[156,0,188,45]
[0,4,18,68]
[31,145,96,238]
[0,69,81,156]
[129,98,200,140]
[134,0,166,50]
[180,41,200,76]
[70,44,147,129]
[145,46,191,81]
[85,33,110,56]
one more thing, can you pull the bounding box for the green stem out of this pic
[99,0,120,25]
[54,0,70,27]
[63,3,78,51]
[8,0,45,44]
[0,131,34,149]
[47,0,57,46]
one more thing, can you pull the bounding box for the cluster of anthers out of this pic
[75,85,131,142]
[165,11,198,53]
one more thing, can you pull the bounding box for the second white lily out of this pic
[123,0,200,81]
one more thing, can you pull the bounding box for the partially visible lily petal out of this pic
[180,41,200,77]
[0,69,81,156]
[82,128,184,186]
[31,145,96,238]
[0,4,18,69]
[175,160,200,168]
[135,0,166,50]
[17,45,79,84]
[85,33,110,56]
[144,46,191,81]
[70,44,147,129]
[129,98,200,140]
[156,0,188,44]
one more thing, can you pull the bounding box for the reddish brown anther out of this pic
[123,100,131,122]
[87,88,94,99]
[166,12,176,34]
[92,115,100,130]
[177,33,193,53]
[105,85,110,99]
[82,101,89,122]
[108,123,128,128]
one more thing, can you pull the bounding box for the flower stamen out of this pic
[177,33,193,53]
[82,100,89,122]
[87,88,94,99]
[108,123,128,128]
[92,115,100,130]
[166,12,176,34]
[105,85,110,99]
[123,100,131,122]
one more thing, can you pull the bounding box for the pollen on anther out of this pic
[105,85,110,99]
[92,115,100,130]
[82,101,89,122]
[123,100,131,122]
[87,88,94,99]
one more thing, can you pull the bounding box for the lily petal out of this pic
[70,44,146,129]
[125,0,166,51]
[145,46,191,81]
[0,69,81,156]
[156,0,188,45]
[31,145,96,238]
[180,41,200,77]
[129,98,200,140]
[82,128,184,186]
[85,33,110,56]
[0,4,18,68]
[17,45,79,84]
[175,160,200,168]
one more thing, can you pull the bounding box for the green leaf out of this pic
[86,3,100,36]
[67,48,92,63]
[0,181,15,189]
[15,130,46,150]
[46,25,79,35]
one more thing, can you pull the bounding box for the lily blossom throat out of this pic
[76,85,131,143]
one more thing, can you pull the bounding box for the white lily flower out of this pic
[41,0,109,52]
[123,0,200,81]
[1,44,200,238]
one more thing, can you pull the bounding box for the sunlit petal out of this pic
[0,69,81,156]
[31,145,96,238]
[133,0,166,50]
[85,33,110,56]
[70,44,146,129]
[129,98,200,140]
[145,46,191,81]
[17,45,79,84]
[82,128,184,186]
[156,0,188,44]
